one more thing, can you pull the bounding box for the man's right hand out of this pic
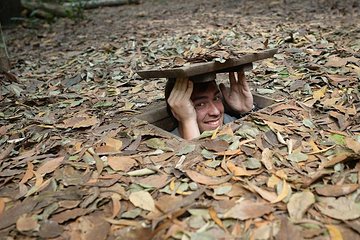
[167,78,200,139]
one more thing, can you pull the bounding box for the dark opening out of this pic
[136,93,276,136]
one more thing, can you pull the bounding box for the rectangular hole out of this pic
[135,93,275,137]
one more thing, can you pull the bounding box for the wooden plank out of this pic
[137,49,277,81]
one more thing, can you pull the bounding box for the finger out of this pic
[184,80,193,99]
[237,70,250,91]
[229,72,236,88]
[219,83,229,99]
[168,78,182,103]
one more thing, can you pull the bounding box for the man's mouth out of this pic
[204,118,221,127]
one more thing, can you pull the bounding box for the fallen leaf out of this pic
[185,170,232,185]
[38,221,63,239]
[315,184,359,197]
[248,181,277,202]
[287,152,308,162]
[209,207,224,229]
[136,174,169,189]
[50,208,88,223]
[20,161,34,184]
[316,197,360,220]
[107,156,137,172]
[202,139,229,152]
[223,200,273,220]
[16,214,39,232]
[226,161,262,177]
[345,137,360,154]
[111,193,122,218]
[326,225,343,240]
[177,144,196,155]
[145,138,173,151]
[129,191,156,212]
[37,156,64,176]
[261,148,274,171]
[325,56,347,67]
[287,191,315,220]
[271,180,291,203]
[313,85,327,100]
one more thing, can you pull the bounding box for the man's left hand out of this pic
[219,70,254,113]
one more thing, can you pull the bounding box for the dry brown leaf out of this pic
[107,156,137,172]
[20,161,34,184]
[325,225,343,240]
[223,200,273,220]
[37,156,64,176]
[209,207,225,229]
[227,161,262,177]
[136,174,169,189]
[50,208,88,223]
[111,193,121,218]
[104,137,123,151]
[271,180,291,203]
[320,153,351,168]
[0,198,5,215]
[313,85,327,100]
[325,56,348,67]
[25,170,43,197]
[317,197,360,220]
[155,195,184,213]
[315,184,359,197]
[16,214,39,232]
[58,115,98,129]
[215,149,241,156]
[248,182,277,202]
[202,139,229,152]
[287,191,315,220]
[270,103,303,115]
[218,125,234,136]
[261,148,274,171]
[74,117,98,128]
[345,137,360,154]
[267,174,281,188]
[185,169,232,185]
[129,191,156,212]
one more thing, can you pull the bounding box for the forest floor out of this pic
[1,0,360,239]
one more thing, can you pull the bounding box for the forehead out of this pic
[191,81,219,100]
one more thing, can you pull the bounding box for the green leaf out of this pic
[204,160,221,168]
[145,138,174,151]
[244,158,262,169]
[177,144,196,156]
[256,88,276,94]
[329,134,345,145]
[287,152,308,162]
[201,149,216,160]
[214,185,232,195]
[93,101,113,108]
[303,119,315,128]
[121,208,142,219]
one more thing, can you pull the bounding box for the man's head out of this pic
[165,79,224,133]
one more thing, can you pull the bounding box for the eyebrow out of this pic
[192,90,221,102]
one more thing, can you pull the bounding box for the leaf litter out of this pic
[1,0,360,239]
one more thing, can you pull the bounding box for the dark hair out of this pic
[164,78,217,128]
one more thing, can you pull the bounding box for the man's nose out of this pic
[208,102,221,115]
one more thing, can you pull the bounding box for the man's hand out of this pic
[219,70,254,113]
[167,78,200,139]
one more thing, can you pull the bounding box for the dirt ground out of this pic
[1,0,360,239]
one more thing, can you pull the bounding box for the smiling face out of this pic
[191,81,224,133]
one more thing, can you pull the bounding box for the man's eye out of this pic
[195,102,206,109]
